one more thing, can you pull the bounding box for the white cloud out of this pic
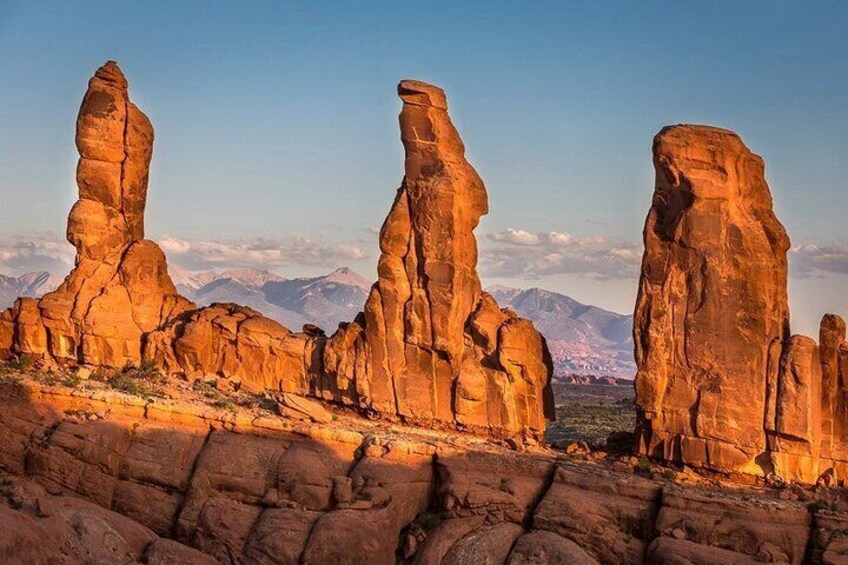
[0,234,74,276]
[158,235,366,272]
[481,228,641,280]
[790,242,848,277]
[0,232,367,276]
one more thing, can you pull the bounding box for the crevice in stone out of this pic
[522,459,558,532]
[168,425,215,539]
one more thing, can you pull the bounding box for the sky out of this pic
[0,1,846,336]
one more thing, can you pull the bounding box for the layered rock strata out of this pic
[0,61,193,368]
[0,64,552,440]
[634,124,848,483]
[1,377,842,564]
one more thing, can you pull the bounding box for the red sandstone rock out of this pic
[142,78,554,440]
[321,80,554,439]
[634,124,791,474]
[0,61,192,368]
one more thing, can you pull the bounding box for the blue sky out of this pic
[1,1,846,335]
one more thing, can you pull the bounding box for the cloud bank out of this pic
[0,235,74,276]
[158,235,366,272]
[480,228,642,280]
[790,242,848,277]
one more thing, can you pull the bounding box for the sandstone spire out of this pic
[321,79,554,437]
[0,61,193,367]
[634,124,791,472]
[146,79,554,439]
[1,66,552,442]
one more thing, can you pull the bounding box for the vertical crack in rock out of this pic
[168,426,216,539]
[522,459,559,532]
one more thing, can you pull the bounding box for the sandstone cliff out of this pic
[2,374,842,565]
[0,64,553,441]
[634,124,848,484]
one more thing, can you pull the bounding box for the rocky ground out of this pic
[2,359,848,564]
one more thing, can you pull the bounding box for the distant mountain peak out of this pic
[321,267,371,289]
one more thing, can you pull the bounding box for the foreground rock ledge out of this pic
[2,374,845,565]
[0,62,553,442]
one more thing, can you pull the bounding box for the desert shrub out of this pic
[661,469,677,481]
[105,361,163,399]
[212,398,237,413]
[634,457,652,478]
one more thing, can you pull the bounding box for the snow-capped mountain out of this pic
[0,272,59,310]
[175,267,372,332]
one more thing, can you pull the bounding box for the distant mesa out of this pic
[0,63,553,441]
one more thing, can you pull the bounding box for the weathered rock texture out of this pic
[634,124,791,473]
[0,65,552,440]
[634,124,848,483]
[0,61,193,368]
[2,378,843,564]
[143,79,554,439]
[317,80,554,437]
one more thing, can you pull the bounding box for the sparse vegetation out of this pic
[103,361,165,399]
[545,383,635,447]
[5,354,37,373]
[635,457,652,478]
[212,398,237,413]
[416,512,443,531]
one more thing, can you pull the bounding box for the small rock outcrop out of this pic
[1,64,552,441]
[634,124,848,483]
[0,62,193,368]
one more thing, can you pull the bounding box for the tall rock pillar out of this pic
[633,124,791,473]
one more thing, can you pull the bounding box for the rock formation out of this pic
[317,80,555,437]
[0,65,552,441]
[144,79,554,439]
[634,124,791,473]
[0,61,193,368]
[634,124,848,483]
[1,376,839,565]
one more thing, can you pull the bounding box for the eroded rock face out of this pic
[0,61,193,368]
[319,80,554,439]
[633,124,848,484]
[7,378,848,564]
[634,124,791,473]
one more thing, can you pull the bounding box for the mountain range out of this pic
[0,272,59,310]
[172,267,372,332]
[487,285,635,378]
[0,267,635,377]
